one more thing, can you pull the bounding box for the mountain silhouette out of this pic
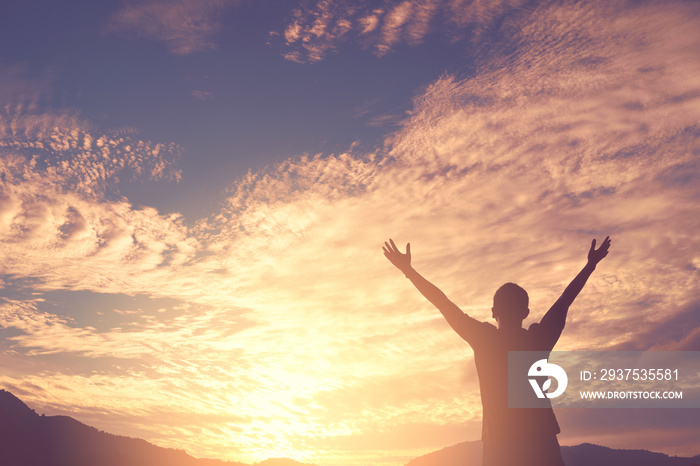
[0,389,318,466]
[2,389,698,466]
[405,439,700,466]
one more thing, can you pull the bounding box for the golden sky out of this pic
[1,0,699,465]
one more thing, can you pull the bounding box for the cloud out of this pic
[201,0,700,460]
[109,0,238,55]
[2,0,700,464]
[0,66,191,298]
[609,300,700,351]
[0,64,52,109]
[276,0,529,62]
[192,89,214,100]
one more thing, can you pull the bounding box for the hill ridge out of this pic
[405,439,700,466]
[2,389,698,466]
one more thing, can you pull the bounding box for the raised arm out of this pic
[383,239,475,337]
[539,236,611,335]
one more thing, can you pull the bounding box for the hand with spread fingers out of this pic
[383,238,412,275]
[587,236,611,266]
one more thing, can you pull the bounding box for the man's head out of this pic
[492,282,529,327]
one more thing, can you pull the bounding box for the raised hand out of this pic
[383,238,412,274]
[587,236,611,266]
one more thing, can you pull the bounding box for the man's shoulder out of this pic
[526,321,560,351]
[481,320,497,331]
[463,315,496,331]
[527,320,559,337]
[460,317,497,346]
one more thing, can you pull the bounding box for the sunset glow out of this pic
[1,0,699,465]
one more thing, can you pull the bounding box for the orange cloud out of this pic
[277,0,530,62]
[1,0,700,465]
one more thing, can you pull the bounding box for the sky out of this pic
[0,0,699,465]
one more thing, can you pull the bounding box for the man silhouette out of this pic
[383,236,611,466]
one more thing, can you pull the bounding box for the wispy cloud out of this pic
[1,0,700,464]
[0,65,189,297]
[276,0,529,62]
[109,0,237,55]
[192,89,214,100]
